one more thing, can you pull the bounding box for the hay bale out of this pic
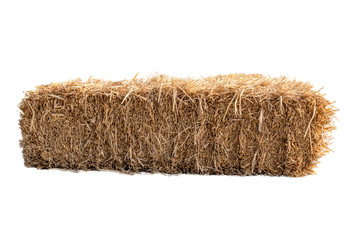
[19,74,336,177]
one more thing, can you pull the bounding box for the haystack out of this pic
[19,74,336,176]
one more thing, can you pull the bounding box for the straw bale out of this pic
[19,74,336,176]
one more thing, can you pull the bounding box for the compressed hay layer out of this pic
[19,74,336,177]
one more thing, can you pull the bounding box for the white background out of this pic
[0,0,359,239]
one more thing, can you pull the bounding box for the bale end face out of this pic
[19,74,336,177]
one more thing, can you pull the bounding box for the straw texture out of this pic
[19,74,336,177]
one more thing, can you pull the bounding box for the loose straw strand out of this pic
[304,101,316,139]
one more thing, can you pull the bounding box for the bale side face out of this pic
[19,74,336,176]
